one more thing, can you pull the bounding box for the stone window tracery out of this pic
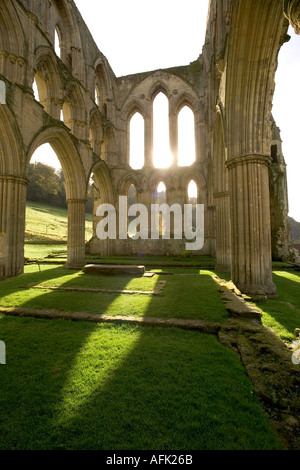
[129,112,144,169]
[54,26,62,58]
[153,92,172,169]
[178,106,196,167]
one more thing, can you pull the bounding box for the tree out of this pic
[27,162,93,213]
[27,162,66,207]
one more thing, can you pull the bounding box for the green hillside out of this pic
[25,201,93,259]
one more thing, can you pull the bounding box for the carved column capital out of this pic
[284,0,300,34]
[226,154,272,170]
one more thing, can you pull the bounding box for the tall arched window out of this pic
[178,106,196,166]
[188,180,198,230]
[95,84,100,106]
[153,93,172,168]
[54,26,62,58]
[32,77,40,101]
[32,74,47,105]
[128,184,137,238]
[156,181,167,236]
[129,112,144,169]
[188,180,197,203]
[61,101,71,129]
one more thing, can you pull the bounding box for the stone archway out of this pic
[217,0,295,297]
[0,105,26,278]
[27,126,87,269]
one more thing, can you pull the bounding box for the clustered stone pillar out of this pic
[227,155,277,297]
[144,115,153,168]
[66,198,86,269]
[214,191,231,272]
[0,175,28,279]
[284,0,300,34]
[169,112,178,166]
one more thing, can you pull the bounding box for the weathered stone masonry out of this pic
[0,0,299,297]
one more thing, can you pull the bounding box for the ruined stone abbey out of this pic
[0,0,299,297]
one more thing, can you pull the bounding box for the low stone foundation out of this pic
[82,264,145,276]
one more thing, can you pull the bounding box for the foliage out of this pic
[27,162,93,213]
[27,162,65,207]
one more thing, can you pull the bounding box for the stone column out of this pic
[169,112,178,166]
[214,191,231,272]
[144,115,153,168]
[0,175,28,279]
[66,199,86,269]
[284,0,300,34]
[227,155,277,298]
[25,11,38,89]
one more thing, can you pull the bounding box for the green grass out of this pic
[0,265,228,322]
[85,255,216,267]
[1,201,297,449]
[25,201,92,247]
[0,317,282,450]
[25,243,67,260]
[253,270,300,342]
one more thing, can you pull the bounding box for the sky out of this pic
[33,0,300,221]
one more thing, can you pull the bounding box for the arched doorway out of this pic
[27,128,87,269]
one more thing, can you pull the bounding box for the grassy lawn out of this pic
[25,243,67,260]
[1,201,298,449]
[0,265,228,322]
[25,201,92,248]
[253,270,300,342]
[85,255,216,267]
[0,317,282,450]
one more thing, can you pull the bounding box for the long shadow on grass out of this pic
[49,324,282,450]
[0,265,141,317]
[0,266,144,450]
[254,271,300,340]
[0,268,282,450]
[0,314,100,450]
[33,272,280,448]
[5,266,228,322]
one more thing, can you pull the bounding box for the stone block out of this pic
[82,264,145,276]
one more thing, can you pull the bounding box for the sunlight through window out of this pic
[153,93,172,168]
[178,106,196,166]
[156,182,167,236]
[157,181,167,203]
[129,112,144,169]
[95,85,100,106]
[188,180,197,200]
[32,78,40,101]
[54,27,62,58]
[128,184,137,238]
[188,180,197,230]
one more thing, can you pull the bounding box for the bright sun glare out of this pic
[31,143,61,168]
[130,94,196,170]
[153,93,172,169]
[188,180,197,199]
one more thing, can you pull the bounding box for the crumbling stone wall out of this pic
[0,0,299,296]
